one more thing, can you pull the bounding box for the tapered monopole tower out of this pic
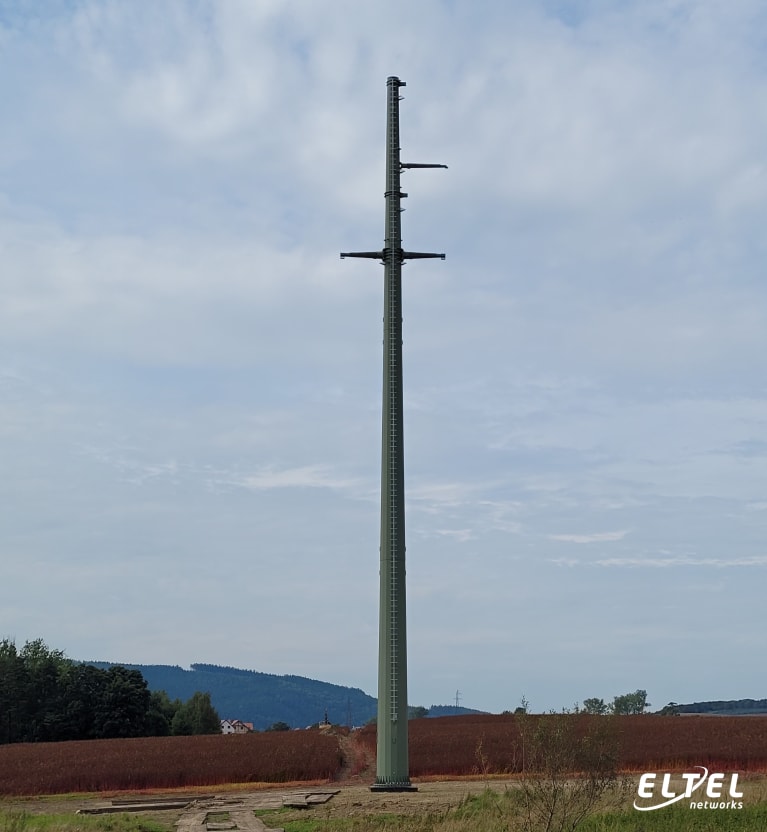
[341,76,446,792]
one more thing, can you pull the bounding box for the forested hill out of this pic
[86,662,377,730]
[427,704,486,717]
[675,699,767,715]
[85,662,485,729]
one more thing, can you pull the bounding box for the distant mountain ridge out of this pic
[85,661,483,730]
[86,662,376,729]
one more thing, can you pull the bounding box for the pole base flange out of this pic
[370,782,418,792]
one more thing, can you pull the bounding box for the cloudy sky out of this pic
[2,0,766,716]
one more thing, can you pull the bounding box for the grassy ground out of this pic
[5,777,767,832]
[255,780,767,832]
[256,799,767,832]
[5,801,766,832]
[0,811,167,832]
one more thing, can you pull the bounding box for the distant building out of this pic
[220,719,254,734]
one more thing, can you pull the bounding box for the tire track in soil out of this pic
[337,732,375,783]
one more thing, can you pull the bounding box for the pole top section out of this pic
[387,76,406,87]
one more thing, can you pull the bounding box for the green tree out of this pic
[582,697,609,715]
[265,721,291,732]
[146,690,182,736]
[94,666,151,738]
[18,639,68,742]
[0,639,25,743]
[611,689,649,715]
[52,663,108,740]
[0,639,183,743]
[171,692,220,735]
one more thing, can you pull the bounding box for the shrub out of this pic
[515,713,628,832]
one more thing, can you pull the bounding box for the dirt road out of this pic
[8,779,503,828]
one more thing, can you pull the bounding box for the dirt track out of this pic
[7,779,509,827]
[10,775,767,830]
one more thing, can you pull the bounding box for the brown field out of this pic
[359,714,767,777]
[0,731,342,795]
[2,714,766,796]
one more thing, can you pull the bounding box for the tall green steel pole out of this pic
[341,76,446,792]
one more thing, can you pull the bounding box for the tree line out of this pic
[581,689,649,715]
[505,690,650,716]
[0,638,220,743]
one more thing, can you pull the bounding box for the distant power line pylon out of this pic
[455,690,462,709]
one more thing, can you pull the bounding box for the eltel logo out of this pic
[633,767,744,811]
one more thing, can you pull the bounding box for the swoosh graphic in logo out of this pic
[633,767,709,811]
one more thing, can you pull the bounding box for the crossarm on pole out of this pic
[402,251,445,260]
[400,163,448,169]
[340,251,385,259]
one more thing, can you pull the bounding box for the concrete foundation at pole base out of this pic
[370,782,418,793]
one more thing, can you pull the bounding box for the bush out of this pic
[515,712,628,832]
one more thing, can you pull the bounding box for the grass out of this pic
[8,802,767,832]
[581,803,767,831]
[5,794,767,832]
[7,774,767,832]
[0,810,168,832]
[256,787,767,832]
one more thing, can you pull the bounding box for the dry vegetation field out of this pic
[365,714,767,778]
[1,714,766,796]
[0,731,341,795]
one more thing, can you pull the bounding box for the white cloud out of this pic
[1,0,767,714]
[554,555,767,568]
[548,531,629,544]
[217,465,359,492]
[430,529,474,543]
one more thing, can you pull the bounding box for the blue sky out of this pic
[1,0,766,715]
